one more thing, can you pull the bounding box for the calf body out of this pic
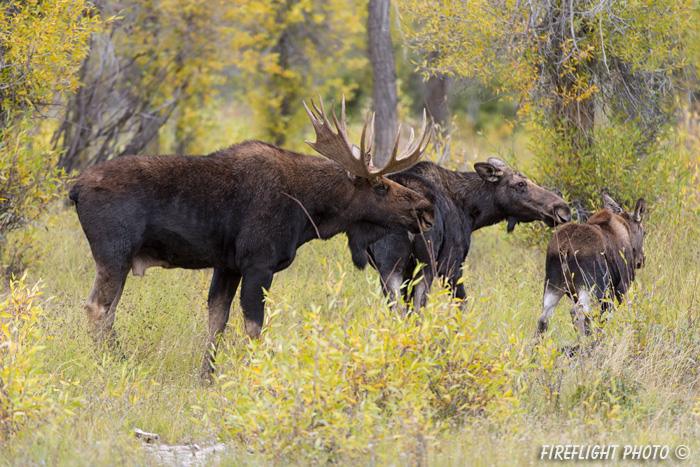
[366,158,571,309]
[536,194,647,337]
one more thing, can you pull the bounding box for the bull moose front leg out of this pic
[239,268,274,339]
[200,268,241,380]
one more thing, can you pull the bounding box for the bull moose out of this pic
[535,193,647,338]
[365,158,572,309]
[69,96,434,379]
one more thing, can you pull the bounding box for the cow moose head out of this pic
[474,157,571,232]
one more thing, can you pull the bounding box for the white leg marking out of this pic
[537,288,564,335]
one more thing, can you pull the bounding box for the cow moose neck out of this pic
[450,171,508,230]
[413,164,506,231]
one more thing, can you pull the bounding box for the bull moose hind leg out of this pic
[382,271,408,316]
[411,267,434,311]
[240,268,274,340]
[85,262,129,350]
[200,268,242,380]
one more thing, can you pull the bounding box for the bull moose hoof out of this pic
[244,319,262,339]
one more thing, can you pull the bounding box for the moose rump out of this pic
[536,194,647,337]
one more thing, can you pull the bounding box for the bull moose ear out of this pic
[601,193,622,214]
[475,161,504,183]
[633,198,647,223]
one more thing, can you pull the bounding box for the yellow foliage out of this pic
[399,0,691,120]
[0,0,102,118]
[225,0,369,148]
[0,273,80,441]
[194,275,527,461]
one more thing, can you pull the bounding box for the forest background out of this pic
[1,0,700,465]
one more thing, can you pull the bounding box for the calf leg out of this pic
[85,263,129,347]
[570,288,593,337]
[239,268,274,339]
[536,283,565,336]
[200,268,241,380]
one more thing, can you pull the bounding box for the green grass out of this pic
[1,191,700,465]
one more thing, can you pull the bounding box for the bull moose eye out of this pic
[374,184,388,195]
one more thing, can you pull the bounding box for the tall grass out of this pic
[1,184,699,465]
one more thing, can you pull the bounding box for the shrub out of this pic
[531,119,689,219]
[193,275,528,462]
[0,273,80,441]
[0,116,64,278]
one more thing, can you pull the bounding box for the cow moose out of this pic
[69,96,434,379]
[535,193,647,338]
[365,158,572,310]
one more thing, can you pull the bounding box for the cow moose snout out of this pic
[416,206,435,232]
[555,205,572,225]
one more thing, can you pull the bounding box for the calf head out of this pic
[474,157,571,231]
[602,193,647,268]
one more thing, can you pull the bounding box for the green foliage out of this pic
[0,273,80,442]
[0,115,64,277]
[400,0,690,116]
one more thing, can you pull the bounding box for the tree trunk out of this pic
[368,0,398,168]
[424,51,451,135]
[270,29,294,147]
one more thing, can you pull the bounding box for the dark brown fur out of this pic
[367,158,572,309]
[70,140,434,379]
[536,194,647,337]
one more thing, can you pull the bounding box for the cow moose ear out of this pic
[475,161,504,183]
[633,198,647,223]
[486,157,507,168]
[601,193,622,214]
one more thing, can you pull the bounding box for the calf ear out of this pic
[633,198,647,223]
[475,161,504,183]
[601,193,622,214]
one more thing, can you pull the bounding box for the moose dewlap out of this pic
[536,194,647,338]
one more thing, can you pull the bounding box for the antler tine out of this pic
[372,109,433,176]
[359,110,375,169]
[304,94,373,179]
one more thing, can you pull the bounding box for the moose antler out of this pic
[304,95,432,179]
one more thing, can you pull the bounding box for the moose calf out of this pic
[536,194,647,337]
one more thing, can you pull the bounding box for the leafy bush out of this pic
[531,119,689,219]
[0,273,80,441]
[193,278,528,462]
[0,116,64,278]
